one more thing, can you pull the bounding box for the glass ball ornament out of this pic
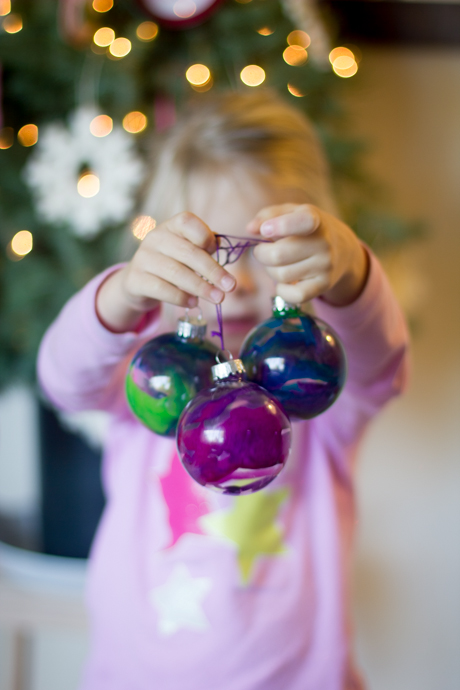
[126,312,219,437]
[176,356,292,495]
[239,297,347,420]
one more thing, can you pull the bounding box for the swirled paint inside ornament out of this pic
[177,358,291,494]
[126,315,219,437]
[239,297,347,420]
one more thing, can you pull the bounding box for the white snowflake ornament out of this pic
[24,107,145,239]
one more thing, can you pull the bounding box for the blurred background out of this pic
[0,0,459,688]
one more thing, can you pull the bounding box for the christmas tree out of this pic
[0,0,420,388]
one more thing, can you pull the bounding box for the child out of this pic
[37,90,409,690]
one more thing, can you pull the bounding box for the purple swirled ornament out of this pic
[176,358,291,495]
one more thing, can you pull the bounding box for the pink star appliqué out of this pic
[159,451,210,549]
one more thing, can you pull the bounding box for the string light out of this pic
[92,0,113,12]
[173,0,196,18]
[185,64,212,92]
[283,46,308,67]
[240,65,265,87]
[109,37,131,58]
[0,127,14,149]
[10,230,33,258]
[329,47,358,78]
[18,124,38,147]
[333,61,358,78]
[329,47,354,64]
[90,115,113,137]
[123,111,147,134]
[136,21,159,41]
[287,30,310,48]
[132,215,156,240]
[257,27,274,36]
[0,1,11,16]
[287,84,305,98]
[3,13,22,32]
[77,172,100,198]
[93,27,115,47]
[186,64,211,86]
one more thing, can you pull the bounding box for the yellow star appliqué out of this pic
[200,488,289,583]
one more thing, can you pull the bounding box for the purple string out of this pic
[210,234,271,352]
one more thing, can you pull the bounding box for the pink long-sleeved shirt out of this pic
[37,251,409,690]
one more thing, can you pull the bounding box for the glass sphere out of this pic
[239,312,346,420]
[177,375,291,495]
[126,332,219,437]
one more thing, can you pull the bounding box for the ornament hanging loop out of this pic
[184,305,203,322]
[215,349,233,364]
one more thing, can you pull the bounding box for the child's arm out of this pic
[38,213,236,413]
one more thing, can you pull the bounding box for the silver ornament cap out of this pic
[212,356,246,381]
[177,313,207,339]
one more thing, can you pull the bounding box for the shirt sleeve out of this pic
[37,264,162,416]
[311,247,410,450]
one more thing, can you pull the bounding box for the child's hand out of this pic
[96,212,236,332]
[247,204,369,307]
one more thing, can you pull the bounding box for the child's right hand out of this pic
[96,212,236,333]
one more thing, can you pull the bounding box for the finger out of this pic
[253,235,327,267]
[135,272,200,309]
[259,205,321,239]
[147,225,236,294]
[140,252,229,305]
[166,212,218,254]
[262,254,332,286]
[276,275,330,305]
[246,204,300,235]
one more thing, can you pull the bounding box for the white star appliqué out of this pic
[149,564,212,636]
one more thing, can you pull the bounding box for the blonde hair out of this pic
[139,89,337,223]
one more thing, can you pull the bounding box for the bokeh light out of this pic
[173,0,196,18]
[257,27,273,36]
[109,37,131,58]
[93,27,115,47]
[287,30,310,48]
[240,65,265,87]
[92,0,113,12]
[283,45,308,66]
[77,173,100,198]
[333,61,358,78]
[90,115,113,137]
[123,111,147,134]
[0,127,14,149]
[132,215,156,240]
[10,230,33,257]
[136,21,159,41]
[3,13,22,33]
[0,1,11,16]
[18,124,38,147]
[329,46,355,64]
[186,64,211,86]
[329,47,358,78]
[287,83,305,98]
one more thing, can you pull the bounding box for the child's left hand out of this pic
[247,204,369,307]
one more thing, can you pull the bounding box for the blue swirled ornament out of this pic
[126,314,219,437]
[239,297,347,420]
